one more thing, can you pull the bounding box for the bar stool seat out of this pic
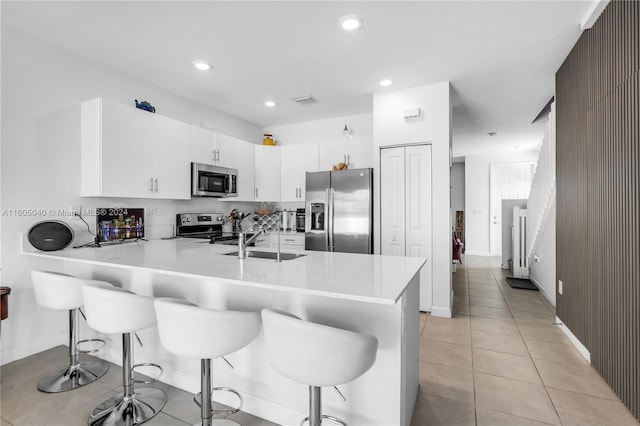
[31,270,111,393]
[261,309,378,426]
[154,297,261,426]
[83,283,166,426]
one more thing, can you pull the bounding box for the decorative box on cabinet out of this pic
[81,97,190,200]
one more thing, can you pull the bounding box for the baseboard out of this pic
[463,250,491,256]
[0,332,66,365]
[529,276,556,307]
[431,305,452,318]
[555,316,591,363]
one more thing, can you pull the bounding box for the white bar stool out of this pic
[261,309,378,426]
[83,283,166,426]
[31,270,111,393]
[154,297,261,426]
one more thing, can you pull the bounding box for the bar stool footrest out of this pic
[193,387,243,415]
[131,362,163,384]
[76,338,106,354]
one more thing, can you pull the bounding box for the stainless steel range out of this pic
[175,213,240,245]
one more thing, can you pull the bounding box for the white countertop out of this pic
[22,238,425,305]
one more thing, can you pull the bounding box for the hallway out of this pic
[412,255,639,425]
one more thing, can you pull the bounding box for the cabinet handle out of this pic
[154,178,158,193]
[149,178,154,192]
[255,188,258,199]
[347,154,350,165]
[216,150,220,162]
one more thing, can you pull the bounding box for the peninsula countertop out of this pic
[22,238,426,305]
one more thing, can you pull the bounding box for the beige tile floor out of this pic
[2,255,639,425]
[412,255,640,426]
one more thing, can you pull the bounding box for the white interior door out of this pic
[380,147,406,256]
[405,145,433,311]
[489,162,535,256]
[381,145,433,311]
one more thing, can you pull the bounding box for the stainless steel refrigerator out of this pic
[305,168,373,254]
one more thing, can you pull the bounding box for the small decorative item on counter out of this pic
[262,134,277,146]
[135,99,156,113]
[332,161,348,171]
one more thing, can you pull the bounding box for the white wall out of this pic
[0,28,261,363]
[373,82,452,317]
[262,114,372,147]
[464,151,539,256]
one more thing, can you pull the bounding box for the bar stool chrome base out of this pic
[38,359,109,393]
[88,388,166,426]
[301,415,347,426]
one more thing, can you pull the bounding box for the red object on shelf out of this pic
[0,287,11,320]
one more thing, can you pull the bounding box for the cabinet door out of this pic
[99,99,154,198]
[233,139,255,201]
[380,147,406,256]
[280,145,300,202]
[297,144,318,200]
[215,133,236,168]
[190,126,216,164]
[152,115,191,199]
[254,145,280,201]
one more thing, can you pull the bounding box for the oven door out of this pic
[191,163,238,197]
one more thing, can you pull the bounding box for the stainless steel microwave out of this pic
[191,163,237,197]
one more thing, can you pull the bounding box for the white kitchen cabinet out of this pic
[280,144,318,202]
[152,115,191,199]
[81,97,190,200]
[278,233,305,250]
[214,132,236,168]
[225,139,255,201]
[254,145,280,201]
[190,127,236,168]
[318,137,372,171]
[380,144,432,311]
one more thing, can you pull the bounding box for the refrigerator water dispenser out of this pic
[310,203,325,231]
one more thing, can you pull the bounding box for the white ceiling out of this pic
[2,1,594,158]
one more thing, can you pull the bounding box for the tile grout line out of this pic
[488,261,565,426]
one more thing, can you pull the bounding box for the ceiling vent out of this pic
[292,95,318,105]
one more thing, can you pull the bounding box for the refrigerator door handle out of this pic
[328,188,335,251]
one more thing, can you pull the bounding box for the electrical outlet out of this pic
[558,280,563,295]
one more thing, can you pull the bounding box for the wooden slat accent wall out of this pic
[556,1,640,420]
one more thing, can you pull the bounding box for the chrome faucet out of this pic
[237,225,266,259]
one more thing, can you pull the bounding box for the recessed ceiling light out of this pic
[264,101,277,107]
[192,60,211,71]
[380,79,393,87]
[340,15,363,31]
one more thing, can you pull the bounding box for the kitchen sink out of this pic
[222,250,306,261]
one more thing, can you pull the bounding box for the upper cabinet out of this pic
[280,144,318,202]
[189,127,236,169]
[318,137,373,171]
[254,145,280,201]
[224,138,255,202]
[81,98,190,200]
